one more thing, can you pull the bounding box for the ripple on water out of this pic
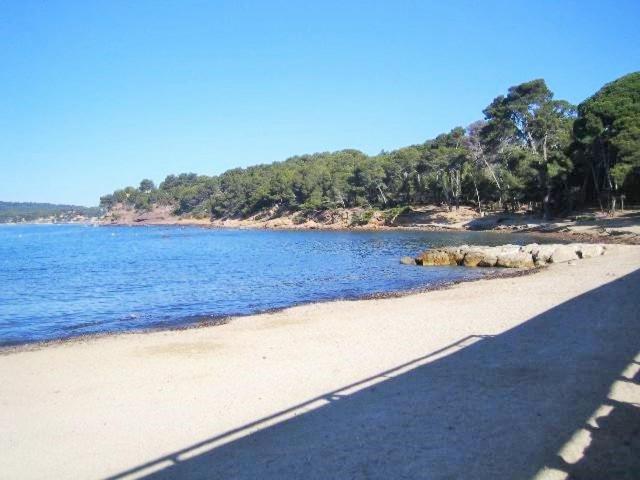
[0,225,553,346]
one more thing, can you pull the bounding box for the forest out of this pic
[100,72,640,220]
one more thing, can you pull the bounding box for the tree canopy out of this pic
[573,72,640,208]
[100,73,640,219]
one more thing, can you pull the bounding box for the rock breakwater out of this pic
[403,243,605,269]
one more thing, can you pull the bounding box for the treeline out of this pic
[0,201,101,223]
[100,72,640,219]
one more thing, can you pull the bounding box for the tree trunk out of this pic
[481,158,503,208]
[377,185,387,205]
[579,168,589,207]
[473,177,482,215]
[543,182,552,221]
[541,135,552,220]
[455,170,461,210]
[589,161,603,211]
[600,140,615,211]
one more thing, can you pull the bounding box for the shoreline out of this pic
[5,213,639,245]
[98,219,637,245]
[2,244,639,479]
[100,216,640,245]
[97,204,640,245]
[0,267,538,355]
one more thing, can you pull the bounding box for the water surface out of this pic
[0,224,550,346]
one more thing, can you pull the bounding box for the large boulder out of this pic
[531,244,559,265]
[441,246,467,265]
[416,250,456,266]
[462,250,486,267]
[478,253,498,267]
[576,244,604,259]
[549,245,579,263]
[495,251,535,268]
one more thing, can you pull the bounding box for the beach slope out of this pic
[1,246,639,479]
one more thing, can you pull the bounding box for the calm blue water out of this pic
[0,224,549,346]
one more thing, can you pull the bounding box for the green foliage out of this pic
[100,73,639,219]
[349,209,375,226]
[573,72,640,204]
[481,79,576,217]
[0,202,101,223]
[139,179,155,193]
[381,206,411,223]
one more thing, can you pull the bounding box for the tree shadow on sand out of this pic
[108,269,640,480]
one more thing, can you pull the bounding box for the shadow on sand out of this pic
[109,269,640,480]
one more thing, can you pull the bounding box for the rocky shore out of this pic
[101,204,640,245]
[403,243,606,269]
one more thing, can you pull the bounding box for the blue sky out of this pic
[1,0,639,205]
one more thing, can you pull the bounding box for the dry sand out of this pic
[1,246,639,479]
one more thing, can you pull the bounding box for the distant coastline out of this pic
[1,218,99,225]
[0,200,101,224]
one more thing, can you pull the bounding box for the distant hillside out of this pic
[0,201,101,223]
[100,73,640,222]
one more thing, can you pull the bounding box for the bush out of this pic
[381,206,411,223]
[350,209,375,226]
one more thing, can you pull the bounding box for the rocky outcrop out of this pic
[416,250,457,266]
[576,244,605,258]
[496,251,535,268]
[547,245,579,264]
[462,250,487,267]
[406,243,606,268]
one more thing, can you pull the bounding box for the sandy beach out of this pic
[2,245,639,479]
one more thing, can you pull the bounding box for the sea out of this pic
[0,224,550,346]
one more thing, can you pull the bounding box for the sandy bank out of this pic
[1,246,639,479]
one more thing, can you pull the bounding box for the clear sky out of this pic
[1,0,639,206]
